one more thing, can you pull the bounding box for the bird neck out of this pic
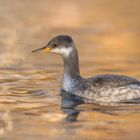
[62,48,80,78]
[61,47,80,92]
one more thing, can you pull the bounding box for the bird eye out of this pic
[52,44,57,48]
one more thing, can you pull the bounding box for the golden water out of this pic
[0,0,140,139]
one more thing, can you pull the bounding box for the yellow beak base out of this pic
[44,48,52,52]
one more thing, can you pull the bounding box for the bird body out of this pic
[67,74,140,103]
[32,35,140,103]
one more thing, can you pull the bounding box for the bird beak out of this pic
[32,46,52,53]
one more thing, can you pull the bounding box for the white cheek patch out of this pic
[61,47,73,57]
[51,48,60,54]
[51,46,73,57]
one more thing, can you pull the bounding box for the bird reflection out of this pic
[61,89,84,122]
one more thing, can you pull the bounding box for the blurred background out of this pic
[0,0,140,140]
[0,0,139,73]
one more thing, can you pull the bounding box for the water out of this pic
[0,0,140,139]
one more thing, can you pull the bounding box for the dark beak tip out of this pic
[32,46,46,54]
[32,50,37,53]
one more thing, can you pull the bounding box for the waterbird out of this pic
[32,35,140,103]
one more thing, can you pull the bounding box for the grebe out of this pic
[32,35,140,103]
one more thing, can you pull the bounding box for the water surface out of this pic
[0,0,140,140]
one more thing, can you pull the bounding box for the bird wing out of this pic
[74,74,140,103]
